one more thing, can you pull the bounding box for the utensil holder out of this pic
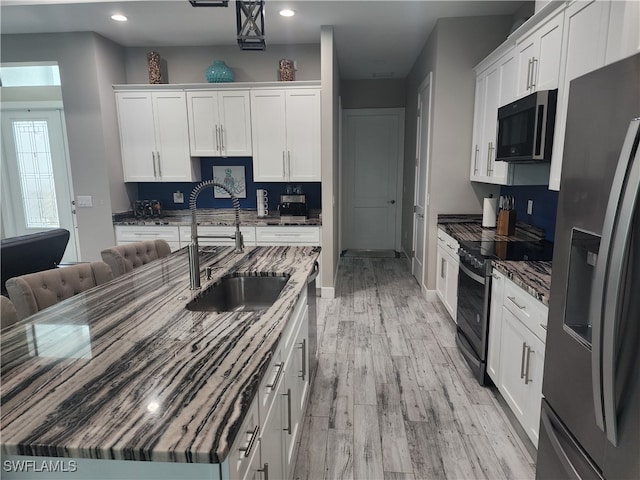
[497,210,516,236]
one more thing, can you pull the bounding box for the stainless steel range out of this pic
[456,238,554,385]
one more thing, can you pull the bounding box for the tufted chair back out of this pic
[100,240,171,278]
[1,295,18,329]
[5,262,113,321]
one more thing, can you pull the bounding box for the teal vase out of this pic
[206,60,235,83]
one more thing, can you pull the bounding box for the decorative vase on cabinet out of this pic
[206,60,235,83]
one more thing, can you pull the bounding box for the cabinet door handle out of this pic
[266,362,284,390]
[524,346,533,384]
[507,295,527,310]
[257,463,269,480]
[156,152,162,177]
[282,152,286,178]
[152,152,157,177]
[282,388,292,435]
[486,142,493,175]
[287,151,291,179]
[527,58,533,90]
[540,323,548,331]
[220,125,225,152]
[298,339,306,381]
[441,257,446,279]
[531,57,538,90]
[238,425,259,457]
[520,342,527,379]
[215,125,220,152]
[473,145,479,174]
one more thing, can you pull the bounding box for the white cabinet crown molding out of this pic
[113,80,321,92]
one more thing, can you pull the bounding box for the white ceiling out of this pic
[1,0,527,79]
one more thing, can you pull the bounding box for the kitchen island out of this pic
[1,246,320,479]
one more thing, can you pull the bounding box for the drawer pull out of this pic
[540,323,547,331]
[507,295,527,310]
[133,233,162,237]
[266,362,284,390]
[238,425,259,457]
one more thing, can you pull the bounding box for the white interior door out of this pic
[1,108,78,262]
[412,74,432,286]
[343,108,404,251]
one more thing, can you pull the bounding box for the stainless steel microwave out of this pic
[496,89,558,162]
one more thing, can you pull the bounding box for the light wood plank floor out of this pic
[293,257,535,480]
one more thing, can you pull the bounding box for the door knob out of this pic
[388,200,396,204]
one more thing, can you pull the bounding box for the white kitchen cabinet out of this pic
[179,225,256,247]
[186,90,252,157]
[114,225,181,252]
[115,91,200,182]
[223,397,260,480]
[495,276,548,447]
[251,89,321,182]
[487,268,505,383]
[605,0,640,65]
[470,48,551,186]
[436,227,459,322]
[548,0,612,190]
[515,7,564,98]
[259,368,286,480]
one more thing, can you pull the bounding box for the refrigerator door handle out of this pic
[589,118,640,445]
[540,406,582,480]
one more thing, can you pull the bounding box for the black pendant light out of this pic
[236,1,266,50]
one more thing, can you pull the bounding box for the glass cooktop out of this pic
[459,239,554,262]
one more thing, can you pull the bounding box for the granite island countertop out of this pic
[0,246,320,465]
[113,208,322,227]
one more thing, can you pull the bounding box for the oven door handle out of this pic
[459,262,486,285]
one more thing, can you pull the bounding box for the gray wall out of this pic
[340,79,405,109]
[1,32,128,261]
[403,16,514,291]
[124,44,320,84]
[320,26,340,296]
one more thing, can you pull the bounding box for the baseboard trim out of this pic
[425,288,438,302]
[321,287,335,298]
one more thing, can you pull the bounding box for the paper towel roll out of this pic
[482,197,498,227]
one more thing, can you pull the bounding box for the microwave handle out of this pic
[531,91,548,160]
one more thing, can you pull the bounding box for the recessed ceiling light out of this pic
[279,9,295,17]
[111,14,127,22]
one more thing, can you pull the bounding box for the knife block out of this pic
[497,210,516,236]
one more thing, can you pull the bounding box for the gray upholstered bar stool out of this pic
[6,262,113,321]
[100,240,171,278]
[1,295,18,329]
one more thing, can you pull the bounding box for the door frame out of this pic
[0,102,80,261]
[412,73,433,290]
[341,107,405,252]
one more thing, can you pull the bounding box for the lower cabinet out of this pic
[238,287,309,480]
[114,225,181,252]
[436,227,459,322]
[489,272,548,447]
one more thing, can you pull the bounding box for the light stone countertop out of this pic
[0,246,320,464]
[113,208,322,227]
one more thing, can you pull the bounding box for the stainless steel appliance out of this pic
[536,53,639,480]
[496,89,558,162]
[278,194,308,220]
[456,239,553,385]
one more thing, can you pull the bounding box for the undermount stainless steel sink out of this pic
[186,273,290,312]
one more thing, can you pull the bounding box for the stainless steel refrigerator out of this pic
[536,54,640,479]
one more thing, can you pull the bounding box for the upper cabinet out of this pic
[548,0,611,190]
[515,8,564,98]
[251,89,321,182]
[116,91,200,182]
[186,90,252,157]
[470,47,550,186]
